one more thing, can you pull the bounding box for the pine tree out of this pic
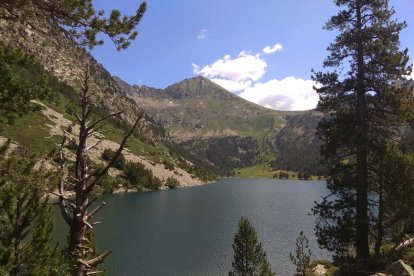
[229,217,275,276]
[312,0,413,261]
[0,151,66,275]
[373,143,414,253]
[0,0,146,50]
[0,42,52,121]
[290,231,312,276]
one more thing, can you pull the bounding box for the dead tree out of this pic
[56,66,141,276]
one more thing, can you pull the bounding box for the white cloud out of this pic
[210,78,253,92]
[193,51,267,83]
[197,29,207,40]
[238,77,318,111]
[262,43,283,55]
[192,42,319,111]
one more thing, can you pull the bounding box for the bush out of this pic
[123,161,162,190]
[163,159,175,171]
[277,171,289,179]
[101,148,126,170]
[166,177,180,188]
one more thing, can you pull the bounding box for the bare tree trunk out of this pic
[57,65,141,276]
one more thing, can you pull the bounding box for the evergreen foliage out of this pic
[101,148,126,170]
[165,176,180,188]
[0,0,147,50]
[273,113,327,177]
[0,42,52,122]
[290,231,312,276]
[312,0,413,261]
[372,143,414,253]
[0,151,67,275]
[229,217,275,276]
[123,161,162,190]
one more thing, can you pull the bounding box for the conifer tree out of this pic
[229,217,275,276]
[312,0,413,260]
[0,0,147,50]
[290,231,312,276]
[373,144,414,253]
[0,150,66,275]
[0,42,52,121]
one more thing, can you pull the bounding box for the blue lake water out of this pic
[54,178,331,275]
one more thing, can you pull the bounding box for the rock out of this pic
[387,260,414,276]
[313,264,328,275]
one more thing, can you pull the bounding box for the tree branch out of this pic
[87,112,122,132]
[85,251,112,268]
[57,135,73,226]
[86,202,106,221]
[86,140,102,151]
[85,115,142,193]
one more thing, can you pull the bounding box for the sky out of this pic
[90,0,414,111]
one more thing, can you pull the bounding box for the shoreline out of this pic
[48,179,216,203]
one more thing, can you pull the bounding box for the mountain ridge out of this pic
[0,18,325,177]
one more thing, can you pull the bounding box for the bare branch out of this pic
[57,134,73,226]
[77,258,91,268]
[82,219,93,229]
[86,140,102,151]
[74,113,82,124]
[85,115,142,193]
[49,191,76,208]
[76,245,94,254]
[86,202,106,221]
[85,251,112,268]
[88,121,111,137]
[87,271,105,275]
[86,196,99,209]
[87,112,122,132]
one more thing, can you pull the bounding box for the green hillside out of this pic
[0,18,326,178]
[128,76,286,140]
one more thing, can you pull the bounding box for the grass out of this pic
[44,93,175,164]
[0,92,175,167]
[0,109,61,155]
[100,123,172,164]
[235,164,301,179]
[236,164,276,178]
[236,164,323,180]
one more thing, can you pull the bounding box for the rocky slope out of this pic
[0,18,325,177]
[118,76,325,175]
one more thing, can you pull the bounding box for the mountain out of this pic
[125,76,285,140]
[0,18,325,178]
[116,76,325,175]
[272,112,326,176]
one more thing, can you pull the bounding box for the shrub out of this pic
[166,177,180,188]
[101,148,126,170]
[123,161,162,190]
[162,159,175,171]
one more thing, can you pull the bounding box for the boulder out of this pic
[387,260,414,276]
[313,264,328,275]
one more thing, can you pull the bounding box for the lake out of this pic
[54,178,331,275]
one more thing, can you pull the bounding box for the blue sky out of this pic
[91,0,414,111]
